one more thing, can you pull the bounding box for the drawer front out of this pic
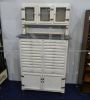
[21,63,42,68]
[22,67,42,73]
[44,64,65,69]
[20,39,42,44]
[44,68,64,75]
[43,40,67,44]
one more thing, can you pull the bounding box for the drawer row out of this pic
[21,67,65,75]
[21,61,65,68]
[20,39,68,44]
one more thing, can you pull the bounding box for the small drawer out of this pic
[44,57,65,61]
[44,60,65,64]
[44,69,64,75]
[20,39,42,43]
[43,40,67,44]
[44,63,65,66]
[21,63,42,68]
[21,45,42,48]
[44,64,65,69]
[22,67,42,73]
[44,45,66,50]
[21,57,42,62]
[44,54,65,59]
[44,52,65,56]
[21,53,42,57]
[21,60,42,65]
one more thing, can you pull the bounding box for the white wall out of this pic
[0,0,90,83]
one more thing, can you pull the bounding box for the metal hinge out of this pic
[64,35,71,40]
[21,8,25,10]
[22,84,25,86]
[62,78,66,80]
[61,87,65,88]
[65,19,69,21]
[66,9,70,11]
[50,19,53,20]
[21,75,24,77]
[21,18,25,20]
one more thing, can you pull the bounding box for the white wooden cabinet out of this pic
[20,3,70,93]
[20,39,68,93]
[21,3,70,25]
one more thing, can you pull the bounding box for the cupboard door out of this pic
[43,75,65,93]
[21,73,42,90]
[22,4,37,24]
[38,5,53,23]
[53,4,70,24]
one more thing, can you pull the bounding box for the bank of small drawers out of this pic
[20,39,68,76]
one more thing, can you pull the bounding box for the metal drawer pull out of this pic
[41,78,44,83]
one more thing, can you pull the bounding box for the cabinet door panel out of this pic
[22,67,42,73]
[43,75,65,93]
[38,5,53,24]
[21,73,42,90]
[22,4,37,24]
[53,4,70,24]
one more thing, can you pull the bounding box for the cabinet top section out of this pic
[22,3,71,9]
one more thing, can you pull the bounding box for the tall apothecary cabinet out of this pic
[19,3,70,93]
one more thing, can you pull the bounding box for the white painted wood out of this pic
[22,25,25,34]
[20,3,69,92]
[43,69,64,75]
[22,21,69,26]
[53,4,70,25]
[21,73,42,90]
[22,3,38,23]
[25,27,65,35]
[43,75,65,93]
[21,3,70,26]
[22,67,42,73]
[20,39,68,93]
[38,4,53,24]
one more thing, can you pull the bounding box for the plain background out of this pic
[0,0,90,83]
